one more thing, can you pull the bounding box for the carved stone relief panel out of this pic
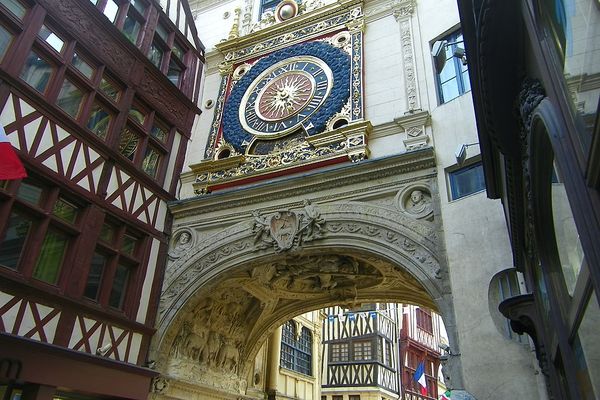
[169,229,195,260]
[396,185,434,221]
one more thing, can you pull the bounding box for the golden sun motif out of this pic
[259,74,312,120]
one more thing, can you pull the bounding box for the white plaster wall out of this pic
[184,68,223,170]
[363,15,405,126]
[415,1,543,398]
[195,0,243,51]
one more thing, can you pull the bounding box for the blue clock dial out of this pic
[240,56,332,138]
[222,41,351,154]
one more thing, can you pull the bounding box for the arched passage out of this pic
[151,201,458,397]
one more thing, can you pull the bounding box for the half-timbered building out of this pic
[321,305,401,400]
[0,0,204,398]
[321,304,444,400]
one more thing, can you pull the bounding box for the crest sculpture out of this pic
[251,199,325,252]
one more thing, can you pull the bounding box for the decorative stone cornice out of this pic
[173,149,436,218]
[395,110,431,151]
[216,0,363,64]
[205,50,225,75]
[364,0,414,22]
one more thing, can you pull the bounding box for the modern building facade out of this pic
[455,0,600,399]
[149,0,549,398]
[0,0,203,398]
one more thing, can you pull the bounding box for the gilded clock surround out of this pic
[195,0,367,194]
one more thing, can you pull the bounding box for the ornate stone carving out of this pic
[518,78,546,264]
[249,11,277,33]
[392,0,415,20]
[157,201,447,382]
[204,76,230,159]
[300,0,326,14]
[364,0,414,21]
[220,6,363,63]
[228,8,242,40]
[398,187,433,220]
[395,110,431,151]
[251,200,326,251]
[151,376,170,394]
[397,16,420,112]
[169,230,194,260]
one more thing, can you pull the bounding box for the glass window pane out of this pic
[121,234,137,255]
[118,126,139,161]
[1,0,27,19]
[128,104,147,125]
[38,25,64,53]
[99,77,120,101]
[87,102,112,140]
[103,0,119,23]
[148,41,164,69]
[122,13,141,44]
[72,53,94,79]
[33,230,68,284]
[52,198,78,223]
[547,0,600,151]
[109,263,129,309]
[0,212,32,269]
[155,23,168,41]
[99,222,116,243]
[151,121,168,142]
[576,292,600,398]
[167,59,182,86]
[57,79,85,118]
[142,146,161,177]
[0,24,14,61]
[449,162,485,200]
[439,61,457,85]
[20,51,53,93]
[172,43,184,60]
[551,176,584,296]
[16,180,43,204]
[84,252,106,300]
[130,0,146,14]
[441,78,460,103]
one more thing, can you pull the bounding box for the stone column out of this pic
[266,326,283,399]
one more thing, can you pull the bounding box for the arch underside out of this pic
[153,202,452,396]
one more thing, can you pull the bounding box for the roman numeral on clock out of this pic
[308,95,324,109]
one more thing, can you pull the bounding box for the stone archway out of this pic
[151,200,458,398]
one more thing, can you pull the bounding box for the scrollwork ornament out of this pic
[152,376,170,394]
[392,0,415,20]
[518,78,545,264]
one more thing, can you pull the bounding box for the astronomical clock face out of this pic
[239,56,333,139]
[221,41,351,154]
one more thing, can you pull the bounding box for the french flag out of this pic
[0,125,26,180]
[413,361,428,396]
